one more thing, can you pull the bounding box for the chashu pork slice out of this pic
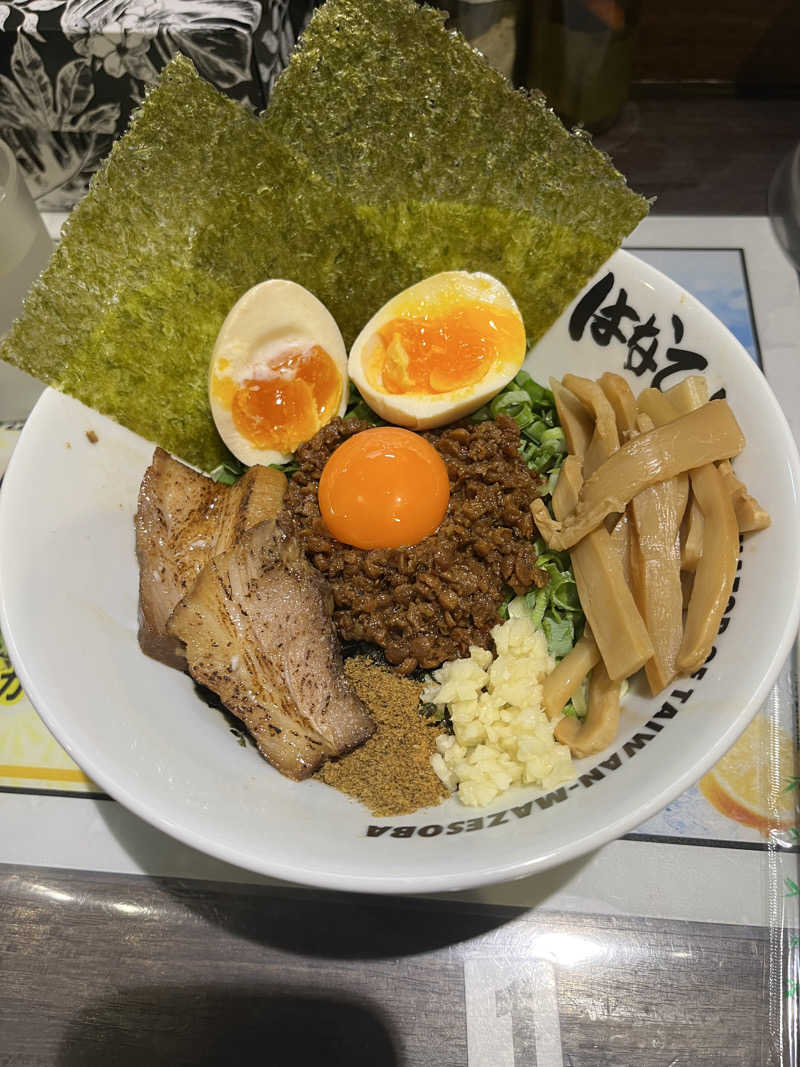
[135,447,287,669]
[167,520,375,780]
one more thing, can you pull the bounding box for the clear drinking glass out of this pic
[0,138,52,416]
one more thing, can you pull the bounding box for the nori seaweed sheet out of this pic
[1,1,648,471]
[265,0,648,341]
[267,0,646,233]
[0,57,409,471]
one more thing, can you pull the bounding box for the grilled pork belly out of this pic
[135,448,286,669]
[167,521,375,780]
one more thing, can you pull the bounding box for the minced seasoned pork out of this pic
[279,416,546,674]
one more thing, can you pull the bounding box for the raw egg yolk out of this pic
[212,345,342,455]
[369,302,525,396]
[318,427,450,550]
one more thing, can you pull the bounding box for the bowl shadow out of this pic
[95,798,595,960]
[57,985,399,1067]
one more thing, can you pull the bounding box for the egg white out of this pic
[209,279,348,466]
[348,271,526,430]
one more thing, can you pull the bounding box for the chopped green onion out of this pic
[515,370,555,409]
[344,383,384,424]
[483,376,585,663]
[271,459,298,477]
[540,426,565,445]
[527,588,548,630]
[542,615,575,660]
[210,458,247,484]
[490,388,531,417]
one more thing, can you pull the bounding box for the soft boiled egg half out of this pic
[209,280,348,466]
[348,271,527,429]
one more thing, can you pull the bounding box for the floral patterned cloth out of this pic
[0,0,319,208]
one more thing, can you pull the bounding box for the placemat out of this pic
[1,217,798,1050]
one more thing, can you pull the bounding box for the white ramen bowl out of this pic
[1,249,798,894]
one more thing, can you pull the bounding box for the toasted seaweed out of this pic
[189,135,409,348]
[0,60,248,470]
[266,0,648,316]
[0,57,408,471]
[2,3,648,472]
[267,0,645,227]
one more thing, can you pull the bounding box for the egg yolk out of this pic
[318,428,450,550]
[367,302,525,396]
[212,345,342,455]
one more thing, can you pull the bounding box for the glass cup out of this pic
[0,138,52,417]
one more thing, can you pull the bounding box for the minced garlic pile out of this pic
[423,615,575,807]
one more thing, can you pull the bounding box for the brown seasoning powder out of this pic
[317,657,449,816]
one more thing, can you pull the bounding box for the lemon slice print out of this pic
[699,712,798,834]
[0,630,96,790]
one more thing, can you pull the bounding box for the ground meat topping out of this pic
[278,415,546,673]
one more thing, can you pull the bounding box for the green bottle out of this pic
[526,0,641,132]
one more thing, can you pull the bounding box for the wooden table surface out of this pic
[3,867,779,1066]
[2,93,799,1067]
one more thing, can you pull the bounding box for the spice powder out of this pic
[317,657,449,816]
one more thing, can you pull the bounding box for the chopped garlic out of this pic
[423,615,575,807]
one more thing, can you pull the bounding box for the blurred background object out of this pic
[769,142,800,271]
[430,1,524,81]
[0,0,798,212]
[0,137,50,411]
[436,0,800,146]
[0,0,319,210]
[429,0,639,132]
[630,0,800,96]
[0,138,51,334]
[525,1,640,132]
